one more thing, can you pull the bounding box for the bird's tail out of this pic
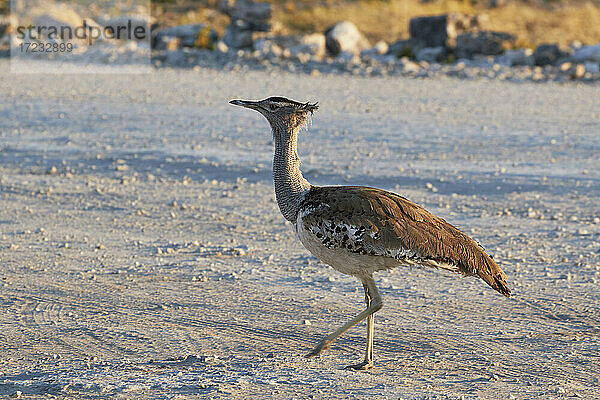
[478,257,511,297]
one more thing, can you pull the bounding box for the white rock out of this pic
[325,21,370,56]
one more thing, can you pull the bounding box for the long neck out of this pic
[272,124,311,222]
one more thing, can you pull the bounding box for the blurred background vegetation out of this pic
[155,0,600,47]
[2,0,600,47]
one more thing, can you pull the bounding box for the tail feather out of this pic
[477,258,511,297]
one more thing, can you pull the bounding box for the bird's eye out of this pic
[269,104,277,110]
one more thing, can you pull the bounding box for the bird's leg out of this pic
[306,277,382,366]
[344,283,375,370]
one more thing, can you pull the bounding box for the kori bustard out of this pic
[230,96,510,370]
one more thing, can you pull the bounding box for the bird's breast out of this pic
[295,212,396,279]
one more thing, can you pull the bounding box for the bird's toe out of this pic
[344,360,373,371]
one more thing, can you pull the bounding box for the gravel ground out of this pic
[0,61,599,399]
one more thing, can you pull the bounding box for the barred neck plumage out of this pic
[272,123,311,222]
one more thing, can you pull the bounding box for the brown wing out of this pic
[301,186,511,297]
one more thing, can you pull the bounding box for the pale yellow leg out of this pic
[345,283,376,370]
[306,277,382,369]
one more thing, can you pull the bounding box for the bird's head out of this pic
[229,97,318,137]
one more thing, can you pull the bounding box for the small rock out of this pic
[402,59,420,73]
[533,43,567,66]
[216,40,229,53]
[560,61,572,72]
[572,63,585,79]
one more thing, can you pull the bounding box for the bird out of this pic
[229,96,510,370]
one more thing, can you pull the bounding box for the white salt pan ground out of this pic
[0,62,599,399]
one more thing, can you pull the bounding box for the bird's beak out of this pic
[229,99,259,109]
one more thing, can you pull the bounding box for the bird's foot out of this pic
[344,359,373,371]
[305,339,332,358]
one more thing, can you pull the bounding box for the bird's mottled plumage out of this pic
[298,186,510,296]
[230,96,511,370]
